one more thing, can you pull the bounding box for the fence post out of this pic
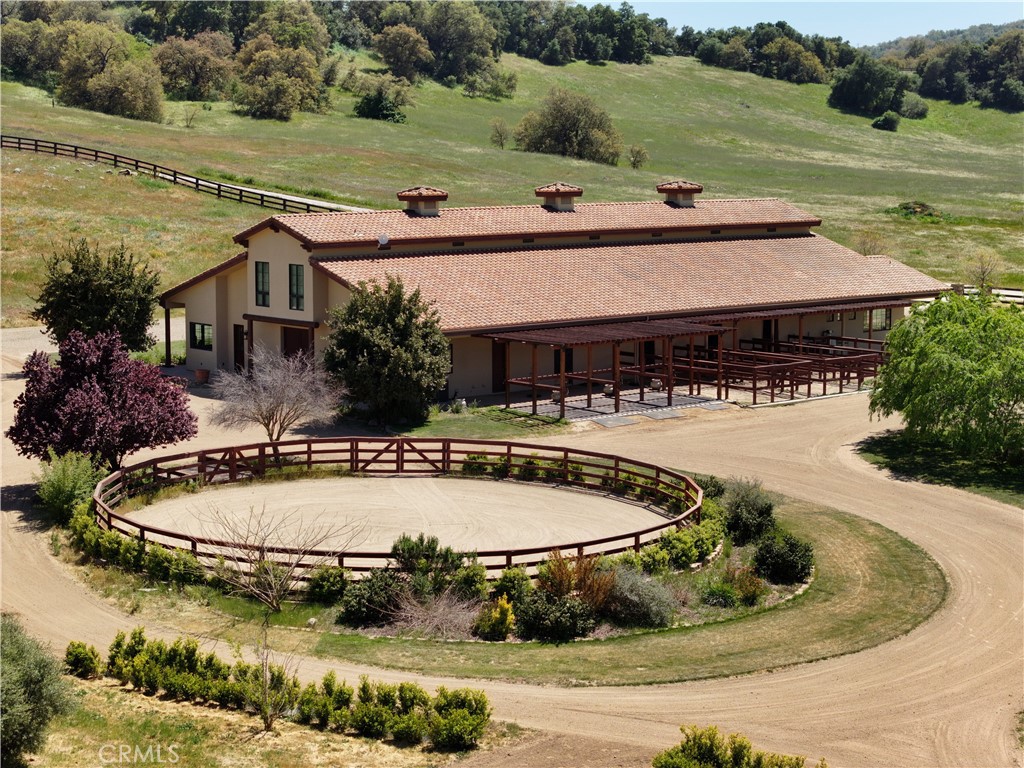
[397,438,404,473]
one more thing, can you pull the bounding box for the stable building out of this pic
[160,181,947,415]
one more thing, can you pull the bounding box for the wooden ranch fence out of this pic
[1,134,352,214]
[92,437,704,582]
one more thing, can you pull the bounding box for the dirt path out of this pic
[2,338,1021,767]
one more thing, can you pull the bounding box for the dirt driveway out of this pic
[2,334,1021,768]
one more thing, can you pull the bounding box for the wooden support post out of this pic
[798,314,804,352]
[664,337,673,406]
[732,320,739,351]
[558,347,566,421]
[586,344,594,408]
[638,341,646,402]
[163,305,172,367]
[689,336,695,395]
[504,342,511,409]
[246,317,254,373]
[531,344,538,415]
[613,343,621,413]
[716,338,724,401]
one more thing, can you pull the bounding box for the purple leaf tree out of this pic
[6,331,198,469]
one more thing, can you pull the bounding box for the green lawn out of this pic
[2,53,1022,325]
[857,431,1024,508]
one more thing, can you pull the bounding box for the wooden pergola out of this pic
[481,318,729,419]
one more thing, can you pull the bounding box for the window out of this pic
[827,312,839,322]
[863,308,892,332]
[189,322,213,351]
[288,264,304,311]
[255,261,270,307]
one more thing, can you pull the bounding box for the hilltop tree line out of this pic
[3,0,1021,129]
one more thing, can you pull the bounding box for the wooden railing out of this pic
[92,437,703,580]
[1,134,350,214]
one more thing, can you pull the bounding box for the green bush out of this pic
[659,528,698,569]
[491,455,511,479]
[430,687,491,750]
[603,566,675,628]
[871,110,901,131]
[489,566,532,606]
[693,519,723,561]
[652,723,813,768]
[338,568,405,626]
[753,530,814,584]
[295,683,320,725]
[64,640,103,679]
[306,564,348,604]
[392,712,428,745]
[638,543,671,575]
[452,560,488,601]
[461,453,489,476]
[724,480,776,545]
[35,449,103,524]
[515,592,595,643]
[473,594,516,640]
[1,615,76,765]
[351,701,392,738]
[899,92,929,119]
[353,90,406,123]
[692,473,726,499]
[724,565,767,607]
[517,454,540,482]
[397,681,430,714]
[168,548,204,587]
[143,543,175,582]
[700,578,738,608]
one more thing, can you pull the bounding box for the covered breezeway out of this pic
[480,299,911,417]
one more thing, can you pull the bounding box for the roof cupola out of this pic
[657,180,703,208]
[535,182,583,212]
[397,186,448,217]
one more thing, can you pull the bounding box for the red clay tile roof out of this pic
[160,251,247,305]
[397,186,448,201]
[234,199,821,249]
[657,180,704,193]
[535,182,584,196]
[316,235,946,334]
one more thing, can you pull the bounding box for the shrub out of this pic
[638,543,671,575]
[724,565,767,606]
[871,110,901,131]
[701,578,738,607]
[338,568,405,626]
[353,90,406,123]
[899,92,929,119]
[168,549,204,587]
[143,543,175,582]
[693,519,723,561]
[517,454,540,482]
[515,592,595,643]
[398,681,430,714]
[724,480,776,545]
[306,564,348,604]
[429,687,491,750]
[1,615,76,765]
[489,566,532,606]
[295,683,320,725]
[473,594,516,640]
[652,723,815,768]
[659,528,698,569]
[753,530,814,584]
[352,701,392,738]
[692,473,726,499]
[392,711,428,744]
[64,640,103,678]
[35,449,102,524]
[491,455,511,479]
[603,566,675,628]
[461,453,489,476]
[452,560,488,601]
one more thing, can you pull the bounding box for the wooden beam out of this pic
[531,344,538,415]
[612,343,621,413]
[716,338,724,401]
[504,342,511,410]
[559,347,566,420]
[664,336,673,406]
[163,305,172,367]
[586,344,594,408]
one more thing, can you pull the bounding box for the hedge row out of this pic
[65,628,490,751]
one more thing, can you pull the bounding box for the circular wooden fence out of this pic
[93,437,703,580]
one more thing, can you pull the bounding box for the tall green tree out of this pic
[323,276,449,423]
[869,293,1024,465]
[828,54,914,116]
[33,239,159,352]
[513,86,623,165]
[1,615,76,765]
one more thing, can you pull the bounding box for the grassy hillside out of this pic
[2,53,1021,325]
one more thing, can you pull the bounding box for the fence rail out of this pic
[1,134,352,214]
[92,437,704,581]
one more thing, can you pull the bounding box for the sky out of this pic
[579,2,1023,47]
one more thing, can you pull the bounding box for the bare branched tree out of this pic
[204,503,365,613]
[963,247,1004,294]
[209,344,341,461]
[203,503,366,731]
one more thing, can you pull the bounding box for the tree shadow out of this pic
[856,430,1024,500]
[1,482,57,534]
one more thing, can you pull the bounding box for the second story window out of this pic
[289,264,304,311]
[255,261,270,307]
